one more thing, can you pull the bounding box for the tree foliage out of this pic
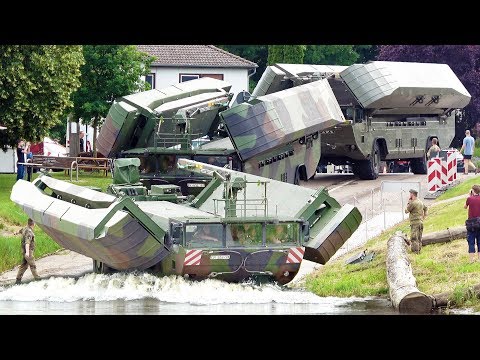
[267,45,285,65]
[0,45,84,149]
[377,45,480,146]
[217,45,378,92]
[304,45,359,65]
[267,45,306,65]
[71,45,154,155]
[353,45,379,63]
[217,45,267,89]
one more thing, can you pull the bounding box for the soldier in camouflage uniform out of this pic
[15,218,40,284]
[405,189,428,254]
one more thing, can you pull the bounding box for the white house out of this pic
[136,45,258,98]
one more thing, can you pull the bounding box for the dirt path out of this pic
[0,249,92,286]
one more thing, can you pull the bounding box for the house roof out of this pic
[137,45,257,69]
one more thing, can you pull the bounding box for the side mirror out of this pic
[301,221,310,243]
[170,223,183,245]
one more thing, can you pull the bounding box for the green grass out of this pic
[0,171,114,273]
[305,196,480,309]
[437,176,480,200]
[470,139,480,157]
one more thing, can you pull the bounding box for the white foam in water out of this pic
[0,273,363,306]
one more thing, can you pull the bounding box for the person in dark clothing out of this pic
[25,141,33,182]
[16,139,26,181]
[79,131,85,153]
[464,184,480,262]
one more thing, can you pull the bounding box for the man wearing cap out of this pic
[405,189,428,254]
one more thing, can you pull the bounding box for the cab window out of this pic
[265,223,299,246]
[194,155,229,167]
[185,224,224,248]
[226,223,263,247]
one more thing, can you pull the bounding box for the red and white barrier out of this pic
[447,150,457,183]
[427,159,441,193]
[440,158,448,186]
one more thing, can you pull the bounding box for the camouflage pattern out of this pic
[252,62,472,180]
[405,199,427,225]
[16,226,40,282]
[11,178,169,271]
[10,157,362,285]
[98,75,344,190]
[96,77,233,157]
[405,198,427,254]
[410,223,424,254]
[220,79,344,181]
[177,159,362,265]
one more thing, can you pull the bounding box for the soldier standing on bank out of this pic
[405,189,428,254]
[15,218,40,284]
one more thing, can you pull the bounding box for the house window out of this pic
[145,73,155,89]
[179,74,224,83]
[180,74,200,82]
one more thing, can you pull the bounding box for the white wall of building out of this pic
[150,67,250,98]
[0,147,16,173]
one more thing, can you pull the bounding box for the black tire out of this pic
[410,154,427,174]
[93,259,113,274]
[294,166,301,185]
[353,141,381,180]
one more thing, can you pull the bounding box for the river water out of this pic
[0,272,395,315]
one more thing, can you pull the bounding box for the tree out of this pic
[377,45,480,147]
[303,45,359,65]
[284,45,306,64]
[0,45,83,149]
[267,45,284,65]
[353,45,379,63]
[72,45,154,157]
[217,45,267,91]
[267,45,306,65]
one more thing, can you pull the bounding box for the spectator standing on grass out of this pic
[16,139,27,181]
[25,141,33,182]
[464,184,480,263]
[460,130,478,175]
[405,189,428,254]
[79,131,85,153]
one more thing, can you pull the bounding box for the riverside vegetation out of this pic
[306,176,480,311]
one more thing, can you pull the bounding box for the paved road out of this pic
[300,172,433,221]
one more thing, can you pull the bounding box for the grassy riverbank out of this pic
[0,172,112,273]
[306,180,480,310]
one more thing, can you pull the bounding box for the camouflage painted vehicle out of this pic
[252,62,471,179]
[96,76,345,195]
[10,159,361,285]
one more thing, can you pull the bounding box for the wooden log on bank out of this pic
[422,226,467,246]
[432,283,480,308]
[386,231,433,313]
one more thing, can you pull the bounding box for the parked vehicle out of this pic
[252,62,471,180]
[389,160,410,173]
[439,148,464,173]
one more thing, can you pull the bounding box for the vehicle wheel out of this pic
[410,154,427,174]
[93,259,113,274]
[353,141,380,180]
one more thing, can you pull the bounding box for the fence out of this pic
[19,155,112,181]
[336,181,421,257]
